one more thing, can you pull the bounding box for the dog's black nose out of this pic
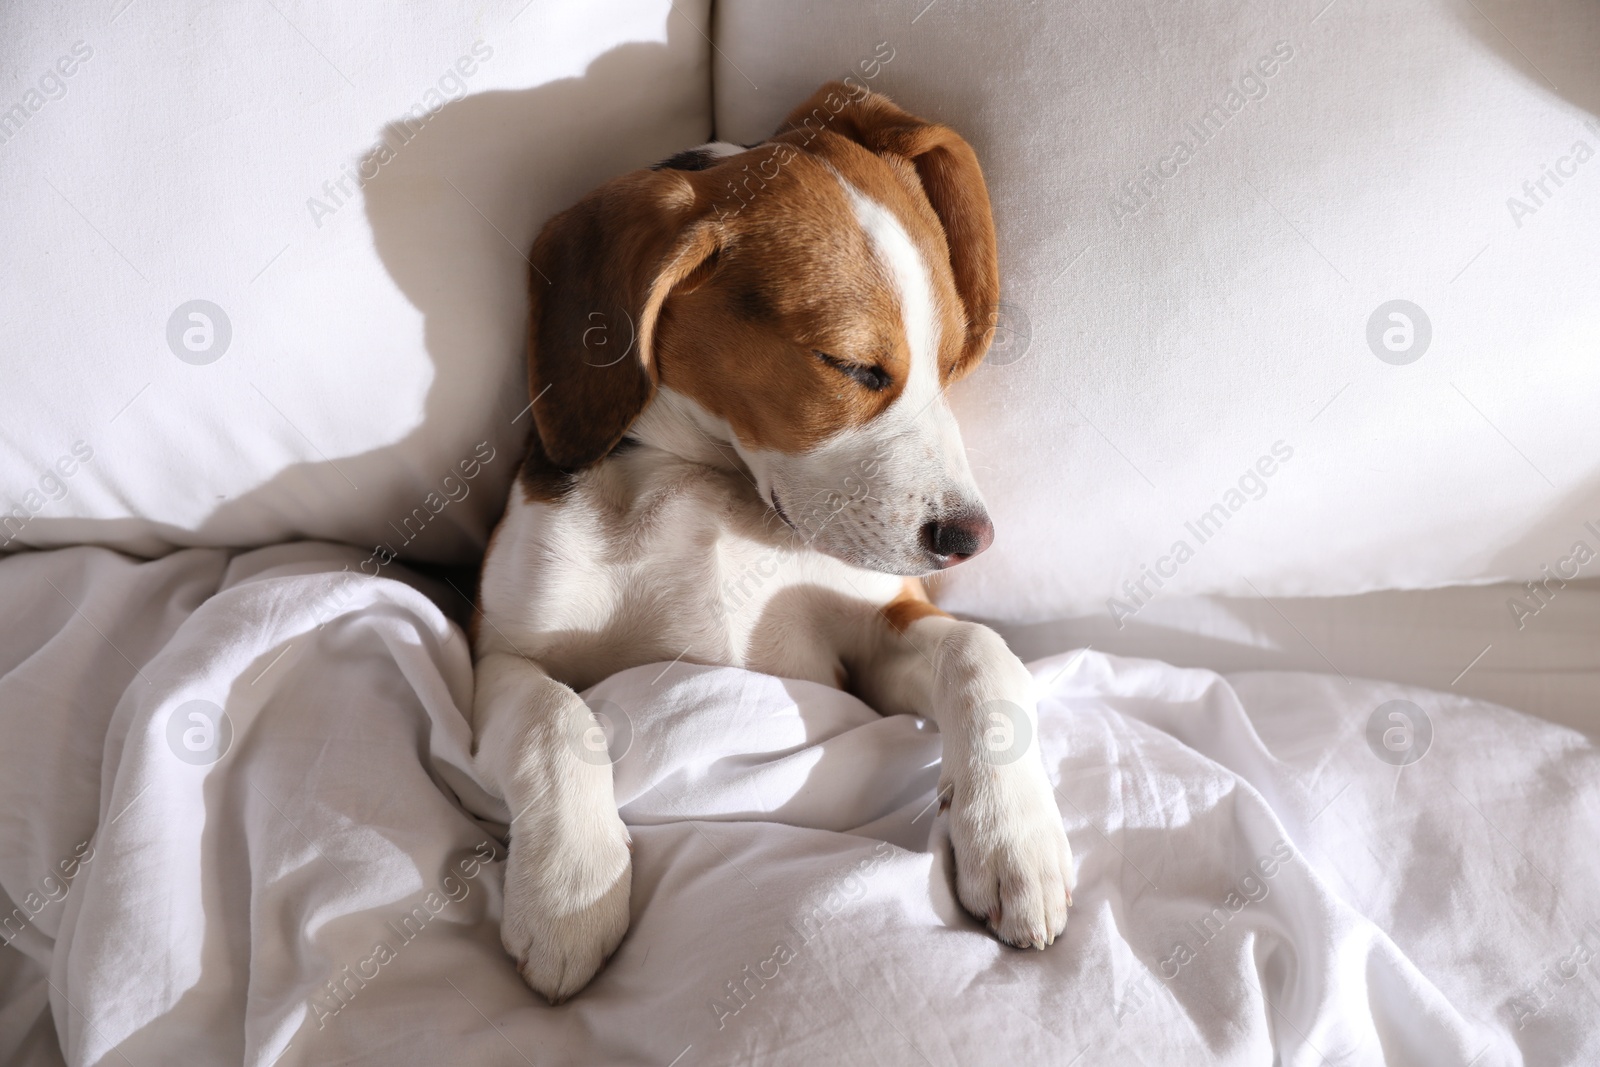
[921,514,994,563]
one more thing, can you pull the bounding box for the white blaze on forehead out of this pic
[840,181,942,408]
[686,176,983,572]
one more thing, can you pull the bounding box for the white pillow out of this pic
[713,0,1600,623]
[1,0,711,564]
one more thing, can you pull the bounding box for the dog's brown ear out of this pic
[776,82,1000,378]
[526,170,720,469]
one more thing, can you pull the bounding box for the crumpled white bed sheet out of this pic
[0,543,1596,1066]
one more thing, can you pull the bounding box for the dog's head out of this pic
[524,82,1000,576]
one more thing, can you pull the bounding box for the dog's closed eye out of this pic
[813,350,892,392]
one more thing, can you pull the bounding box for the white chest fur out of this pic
[476,445,905,692]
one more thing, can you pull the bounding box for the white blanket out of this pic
[1,544,1596,1066]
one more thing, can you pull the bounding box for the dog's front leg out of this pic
[849,607,1073,948]
[472,651,631,1002]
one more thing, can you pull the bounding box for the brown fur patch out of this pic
[517,427,576,504]
[880,577,950,634]
[775,82,1000,383]
[782,132,969,382]
[518,80,998,469]
[652,145,914,453]
[524,170,717,469]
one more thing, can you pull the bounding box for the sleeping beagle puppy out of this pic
[472,81,1073,1003]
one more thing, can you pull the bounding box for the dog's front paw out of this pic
[501,819,632,1003]
[946,770,1073,949]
